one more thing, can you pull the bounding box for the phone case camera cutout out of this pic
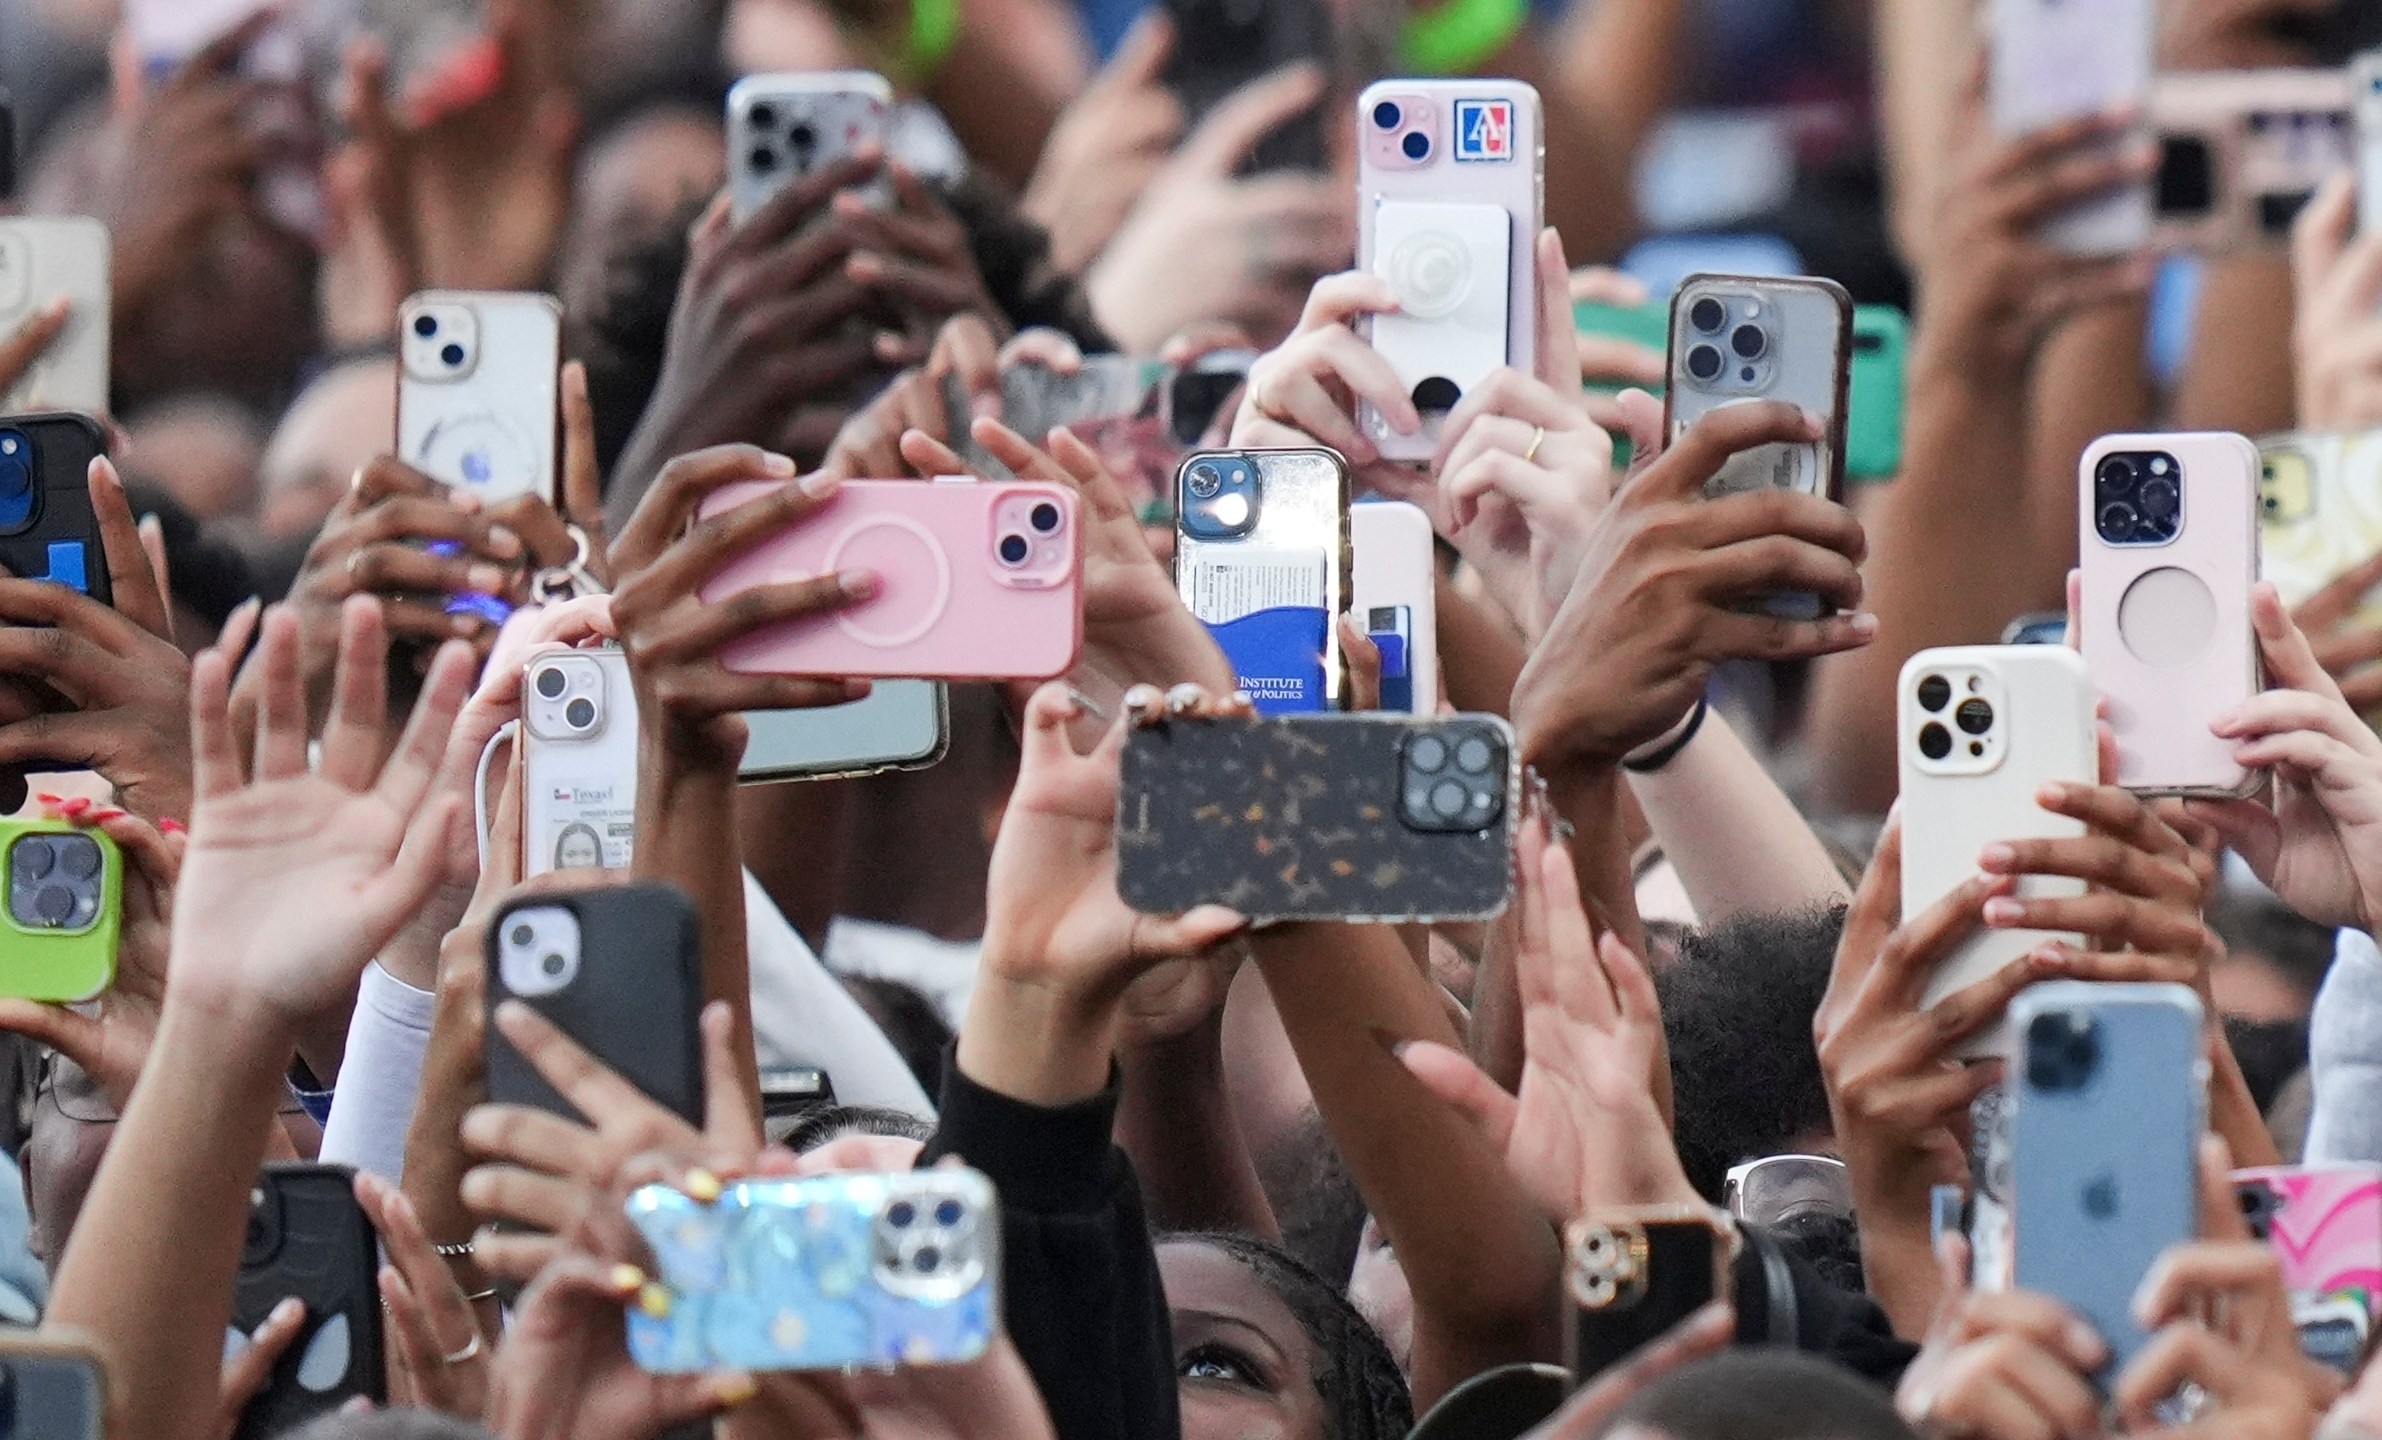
[0,818,119,1003]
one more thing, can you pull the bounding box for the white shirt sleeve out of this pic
[2306,927,2382,1166]
[743,872,935,1117]
[319,962,438,1181]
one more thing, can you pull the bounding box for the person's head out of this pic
[2208,886,2333,1026]
[1598,1350,1917,1440]
[22,1056,112,1275]
[122,394,267,521]
[556,101,725,335]
[1656,906,1846,1201]
[1159,1232,1411,1440]
[254,358,398,542]
[119,477,258,649]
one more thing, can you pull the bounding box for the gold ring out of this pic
[1524,426,1546,464]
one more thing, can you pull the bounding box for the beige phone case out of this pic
[397,291,561,505]
[520,649,638,878]
[2148,69,2350,254]
[0,218,108,417]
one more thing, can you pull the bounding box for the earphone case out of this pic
[1990,0,2155,254]
[1665,273,1851,503]
[2235,1164,2382,1374]
[0,217,107,416]
[230,1164,386,1440]
[519,647,639,878]
[0,412,109,605]
[727,72,892,221]
[1355,78,1543,461]
[695,479,1083,682]
[626,1169,1002,1374]
[0,817,120,1002]
[395,290,561,506]
[483,882,703,1125]
[1896,647,2095,1049]
[1115,711,1517,922]
[1174,448,1350,714]
[2077,431,2262,797]
[1350,500,1439,715]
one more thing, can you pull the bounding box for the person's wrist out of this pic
[959,950,1119,1106]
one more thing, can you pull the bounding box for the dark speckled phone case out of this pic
[1115,712,1517,922]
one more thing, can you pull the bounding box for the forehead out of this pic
[1158,1241,1317,1359]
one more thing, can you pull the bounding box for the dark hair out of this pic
[285,1412,499,1440]
[572,193,703,479]
[782,1103,935,1153]
[1168,1231,1412,1440]
[2208,888,2335,1002]
[838,975,953,1100]
[119,478,257,628]
[1598,1349,1916,1440]
[1657,906,1846,1202]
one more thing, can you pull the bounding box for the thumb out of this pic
[1099,11,1176,93]
[1176,62,1327,178]
[1139,905,1250,957]
[1398,1040,1521,1154]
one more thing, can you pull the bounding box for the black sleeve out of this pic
[920,1056,1179,1440]
[1733,1230,1920,1388]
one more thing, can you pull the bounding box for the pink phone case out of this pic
[695,479,1082,682]
[2237,1165,2382,1372]
[2077,431,2262,797]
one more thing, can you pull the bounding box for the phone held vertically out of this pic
[0,217,106,416]
[1159,0,1331,174]
[626,1168,1002,1373]
[0,412,110,605]
[2006,982,2203,1386]
[1356,79,1543,461]
[1989,0,2156,254]
[2357,50,2382,234]
[1564,1206,1736,1389]
[696,479,1082,682]
[739,682,950,784]
[2259,429,2382,639]
[2077,431,2262,797]
[2235,1164,2382,1375]
[483,881,704,1125]
[1116,711,1517,922]
[0,1333,107,1440]
[396,290,561,507]
[231,1164,386,1440]
[1896,647,2096,1047]
[0,818,119,1002]
[520,648,638,877]
[1174,448,1349,714]
[1350,500,1439,715]
[727,72,892,220]
[1847,305,1909,481]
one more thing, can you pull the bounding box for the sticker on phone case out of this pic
[1453,100,1515,162]
[1207,607,1328,715]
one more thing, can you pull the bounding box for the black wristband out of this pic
[1621,695,1709,774]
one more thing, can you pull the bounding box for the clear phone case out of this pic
[1174,449,1350,713]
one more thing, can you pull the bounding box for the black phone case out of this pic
[484,881,704,1124]
[1116,712,1517,922]
[1564,1218,1729,1388]
[231,1164,385,1440]
[0,413,108,606]
[1161,0,1331,174]
[0,1347,106,1440]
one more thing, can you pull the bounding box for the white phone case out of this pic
[1990,0,2156,254]
[1356,79,1542,462]
[1350,501,1439,715]
[397,291,561,506]
[2357,51,2382,234]
[1898,646,2096,1051]
[0,218,108,417]
[727,72,893,221]
[521,649,638,878]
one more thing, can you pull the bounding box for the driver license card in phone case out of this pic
[520,649,638,877]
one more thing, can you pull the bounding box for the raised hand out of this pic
[1021,13,1184,275]
[2294,175,2382,433]
[356,1170,491,1418]
[1895,1238,2105,1440]
[1230,271,1419,475]
[2288,547,2382,713]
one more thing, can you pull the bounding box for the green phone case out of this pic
[1847,306,1908,482]
[0,819,120,1002]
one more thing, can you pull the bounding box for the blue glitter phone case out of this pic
[625,1169,1001,1374]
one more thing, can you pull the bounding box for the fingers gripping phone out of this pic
[1357,80,1543,462]
[396,291,562,507]
[2235,1164,2382,1375]
[0,1334,107,1440]
[1564,1207,1736,1388]
[1351,500,1439,714]
[231,1164,386,1439]
[727,72,892,221]
[0,818,119,1002]
[520,649,638,877]
[1989,0,2156,255]
[0,413,110,604]
[1175,449,1350,713]
[2077,432,2262,797]
[0,217,107,416]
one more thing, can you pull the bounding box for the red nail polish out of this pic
[57,797,91,818]
[90,808,125,823]
[159,818,186,836]
[33,793,60,807]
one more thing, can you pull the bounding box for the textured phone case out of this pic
[626,1169,1001,1373]
[697,479,1082,681]
[483,882,704,1124]
[2237,1164,2382,1373]
[0,818,120,1002]
[2007,982,2204,1385]
[0,1342,106,1440]
[2079,431,2263,797]
[740,681,949,783]
[520,648,639,877]
[1666,273,1851,503]
[1563,1214,1732,1387]
[1175,449,1350,714]
[1898,647,2096,1035]
[1351,501,1438,715]
[1356,79,1543,461]
[231,1164,386,1440]
[2148,69,2350,253]
[1115,712,1517,922]
[0,413,109,604]
[0,217,107,416]
[1847,305,1908,481]
[396,291,560,506]
[2261,430,2382,639]
[728,73,892,220]
[1990,0,2155,254]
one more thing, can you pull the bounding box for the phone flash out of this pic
[1211,493,1251,528]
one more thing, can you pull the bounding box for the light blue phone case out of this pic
[625,1169,1000,1374]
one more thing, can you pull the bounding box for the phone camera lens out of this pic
[509,923,534,948]
[0,430,31,501]
[1409,734,1448,772]
[1186,463,1223,499]
[441,343,466,368]
[935,1200,963,1226]
[1372,100,1402,130]
[540,952,565,978]
[1685,344,1724,382]
[1916,674,1952,712]
[1730,324,1768,360]
[412,314,438,339]
[1454,736,1494,774]
[913,1244,942,1273]
[2139,477,2179,519]
[887,1201,916,1229]
[1430,780,1468,819]
[2098,501,2140,539]
[58,836,97,880]
[565,697,596,730]
[1918,722,1953,761]
[1955,698,1994,736]
[1401,131,1431,161]
[13,836,52,879]
[534,667,567,700]
[788,122,817,153]
[1687,297,1726,334]
[998,534,1030,566]
[2095,456,2137,495]
[748,147,778,172]
[1029,502,1061,533]
[747,102,778,129]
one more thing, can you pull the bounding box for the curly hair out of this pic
[1167,1231,1412,1440]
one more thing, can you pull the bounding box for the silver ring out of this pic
[441,1332,483,1366]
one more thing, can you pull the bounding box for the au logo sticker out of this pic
[1453,99,1514,162]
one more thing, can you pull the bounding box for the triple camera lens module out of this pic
[2093,451,2182,545]
[1400,722,1508,834]
[873,1181,984,1299]
[1913,671,1995,764]
[1680,291,1773,391]
[2025,1008,2103,1093]
[7,832,104,931]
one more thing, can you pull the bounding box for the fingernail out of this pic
[874,330,906,359]
[466,564,507,593]
[636,1280,674,1317]
[1978,842,2015,869]
[801,470,840,497]
[2068,1319,2108,1363]
[90,808,124,823]
[450,614,483,637]
[683,1168,723,1203]
[840,569,879,600]
[271,1297,304,1324]
[1848,612,1880,640]
[609,1263,644,1294]
[714,1373,758,1406]
[159,817,185,836]
[761,451,797,477]
[1065,686,1108,720]
[1982,898,2021,925]
[972,393,1003,422]
[58,797,90,819]
[488,526,523,558]
[33,793,60,808]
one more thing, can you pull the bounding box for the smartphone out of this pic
[0,1335,106,1440]
[1357,80,1544,461]
[483,881,703,1124]
[2007,981,2204,1386]
[758,1066,833,1146]
[2273,4,2382,66]
[1160,0,1331,175]
[626,1168,1001,1373]
[123,0,321,239]
[2258,430,2382,636]
[395,290,561,507]
[1989,0,2156,254]
[1175,449,1350,714]
[727,72,891,221]
[2236,1164,2382,1375]
[0,413,110,604]
[520,649,637,877]
[2358,51,2382,234]
[0,819,118,1003]
[1167,349,1257,447]
[1563,1207,1735,1388]
[1666,273,1851,502]
[2149,69,2350,253]
[1897,647,2096,1046]
[695,479,1082,682]
[738,683,949,784]
[2001,613,2070,646]
[1847,306,1909,482]
[0,88,19,203]
[1350,500,1438,714]
[230,1164,386,1440]
[1116,711,1516,922]
[2078,431,2262,797]
[353,0,487,118]
[0,218,107,417]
